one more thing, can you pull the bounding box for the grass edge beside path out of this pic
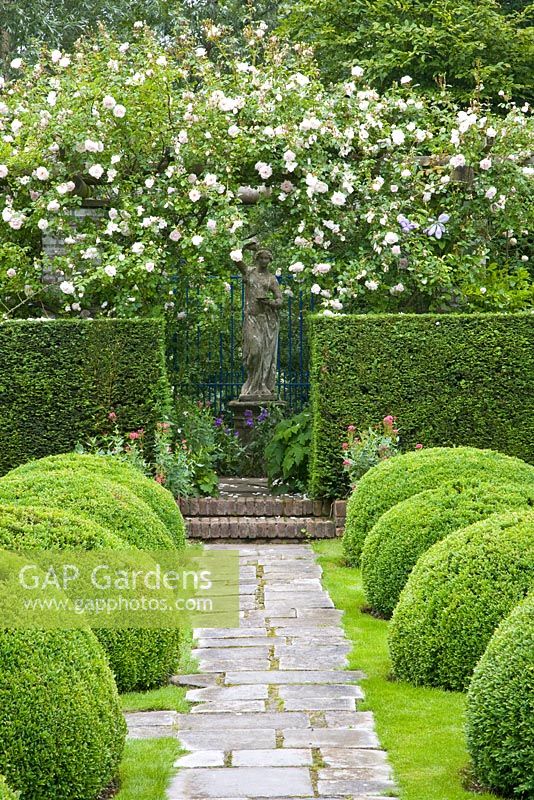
[115,738,182,800]
[313,540,497,800]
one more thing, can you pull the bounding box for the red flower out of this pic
[415,443,424,450]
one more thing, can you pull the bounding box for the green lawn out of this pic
[120,684,190,713]
[115,739,182,800]
[314,540,496,800]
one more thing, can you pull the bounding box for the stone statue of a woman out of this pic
[235,244,283,400]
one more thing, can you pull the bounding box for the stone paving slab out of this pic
[283,697,356,711]
[127,725,177,740]
[282,729,381,749]
[175,712,311,730]
[320,748,391,769]
[187,685,270,703]
[232,750,313,767]
[278,684,364,700]
[171,673,222,688]
[191,700,266,713]
[125,711,177,728]
[224,670,365,685]
[178,730,277,751]
[194,627,268,639]
[176,752,226,769]
[197,637,274,649]
[168,767,315,799]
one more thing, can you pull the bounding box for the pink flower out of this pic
[155,474,166,484]
[108,411,117,422]
[342,442,349,450]
[415,443,424,450]
[347,425,356,432]
[128,431,140,440]
[383,415,395,426]
[343,459,351,467]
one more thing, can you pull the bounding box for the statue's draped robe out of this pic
[240,266,281,399]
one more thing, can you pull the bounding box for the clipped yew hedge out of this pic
[466,593,534,798]
[0,628,126,800]
[8,454,186,548]
[389,511,534,691]
[343,447,534,565]
[361,481,534,617]
[309,313,534,498]
[0,319,171,475]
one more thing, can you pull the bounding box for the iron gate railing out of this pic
[170,275,315,414]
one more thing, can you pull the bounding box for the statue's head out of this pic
[255,249,273,270]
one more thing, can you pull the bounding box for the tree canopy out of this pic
[279,0,534,102]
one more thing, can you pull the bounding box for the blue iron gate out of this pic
[171,275,314,414]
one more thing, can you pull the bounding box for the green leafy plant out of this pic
[342,415,402,488]
[0,776,19,800]
[309,313,534,500]
[265,409,312,493]
[173,399,219,495]
[76,416,198,498]
[0,25,532,326]
[361,481,534,618]
[7,453,187,546]
[280,0,534,101]
[0,471,175,549]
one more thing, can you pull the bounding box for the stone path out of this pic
[126,544,397,799]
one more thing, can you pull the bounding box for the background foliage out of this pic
[309,313,534,497]
[280,0,534,102]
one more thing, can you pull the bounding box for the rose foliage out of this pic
[0,22,532,323]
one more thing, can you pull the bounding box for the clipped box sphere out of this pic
[388,510,534,691]
[361,481,534,618]
[466,593,534,798]
[343,447,534,565]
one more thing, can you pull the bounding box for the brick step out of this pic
[185,515,337,540]
[180,496,332,518]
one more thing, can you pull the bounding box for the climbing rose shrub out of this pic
[0,22,532,321]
